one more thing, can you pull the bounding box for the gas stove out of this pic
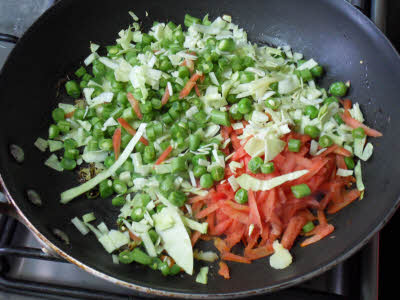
[0,1,395,299]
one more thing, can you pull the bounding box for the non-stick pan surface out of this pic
[1,0,400,298]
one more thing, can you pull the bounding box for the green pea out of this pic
[329,81,348,97]
[319,135,333,148]
[352,127,366,139]
[112,196,126,207]
[248,156,263,174]
[52,108,65,122]
[200,174,214,189]
[304,125,320,139]
[113,179,127,194]
[60,157,76,170]
[310,65,324,78]
[193,165,207,178]
[211,167,225,181]
[218,38,235,52]
[302,221,315,233]
[235,188,248,204]
[168,191,187,207]
[237,98,252,114]
[304,105,319,119]
[265,98,280,110]
[261,162,275,174]
[49,124,60,139]
[131,206,145,222]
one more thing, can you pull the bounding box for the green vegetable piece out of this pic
[149,257,163,270]
[60,157,76,171]
[169,264,181,275]
[200,174,214,189]
[218,38,235,52]
[261,162,275,174]
[210,109,231,126]
[211,167,225,181]
[171,156,186,173]
[168,191,187,207]
[352,127,366,139]
[112,195,126,207]
[49,124,60,139]
[131,206,145,221]
[324,96,339,105]
[288,139,301,152]
[237,98,252,114]
[184,14,201,27]
[304,125,320,139]
[65,80,81,98]
[113,179,127,194]
[64,138,78,150]
[73,108,85,120]
[57,120,71,133]
[310,65,324,78]
[304,105,319,120]
[265,98,280,110]
[248,156,263,174]
[118,250,135,264]
[319,135,333,148]
[99,138,113,151]
[104,156,115,168]
[159,262,170,276]
[148,229,159,243]
[334,113,344,125]
[75,66,86,77]
[99,180,113,198]
[329,81,348,97]
[64,148,79,159]
[235,188,248,204]
[178,66,190,78]
[239,71,255,84]
[131,248,152,265]
[344,157,355,169]
[143,145,156,163]
[193,165,207,178]
[291,183,311,198]
[133,193,151,207]
[299,69,312,82]
[52,108,65,122]
[160,175,175,193]
[189,134,201,151]
[302,221,315,233]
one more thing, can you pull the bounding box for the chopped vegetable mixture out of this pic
[35,12,382,281]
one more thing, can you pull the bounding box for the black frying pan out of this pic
[1,0,400,298]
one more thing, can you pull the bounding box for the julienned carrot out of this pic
[161,88,170,106]
[154,145,173,165]
[65,110,75,119]
[112,128,121,160]
[126,92,142,120]
[194,84,201,97]
[221,252,251,264]
[117,118,149,146]
[300,224,334,247]
[179,73,201,99]
[191,231,202,247]
[195,203,219,219]
[218,261,230,279]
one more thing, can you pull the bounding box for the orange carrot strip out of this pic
[218,261,230,279]
[127,92,142,120]
[221,252,251,264]
[161,88,170,106]
[117,118,149,146]
[341,110,382,137]
[154,145,173,165]
[191,231,202,247]
[112,128,122,160]
[65,110,75,119]
[196,203,219,219]
[300,224,334,247]
[179,73,201,99]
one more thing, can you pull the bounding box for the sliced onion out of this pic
[9,144,24,163]
[52,228,70,245]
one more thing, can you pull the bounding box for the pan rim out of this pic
[1,0,400,298]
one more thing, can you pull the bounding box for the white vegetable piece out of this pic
[270,240,293,269]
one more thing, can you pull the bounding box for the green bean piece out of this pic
[226,94,239,104]
[288,139,301,152]
[52,108,65,122]
[235,188,248,204]
[189,134,201,151]
[118,250,135,264]
[211,167,225,181]
[261,162,275,174]
[302,221,315,233]
[75,66,86,77]
[49,124,60,139]
[230,105,243,121]
[57,120,71,133]
[200,174,214,189]
[168,191,187,207]
[304,125,320,139]
[242,56,255,67]
[135,141,146,153]
[151,98,162,110]
[131,248,152,265]
[291,183,311,198]
[184,14,201,27]
[99,138,113,151]
[64,138,78,150]
[149,257,163,270]
[103,156,115,169]
[304,105,319,120]
[352,127,366,139]
[60,157,76,171]
[218,38,235,52]
[131,206,145,222]
[344,157,355,169]
[160,175,175,193]
[159,262,170,276]
[169,264,181,275]
[237,98,252,114]
[329,81,348,97]
[112,196,126,207]
[248,156,263,174]
[148,229,159,243]
[239,71,255,84]
[113,179,127,194]
[87,140,98,151]
[64,148,79,159]
[178,66,190,78]
[73,108,86,120]
[210,109,230,126]
[319,135,333,148]
[172,156,186,173]
[65,80,81,98]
